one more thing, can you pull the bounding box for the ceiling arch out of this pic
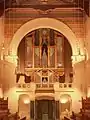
[9,18,79,56]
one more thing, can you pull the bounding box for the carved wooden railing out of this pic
[36,83,54,89]
[59,83,73,88]
[16,83,73,90]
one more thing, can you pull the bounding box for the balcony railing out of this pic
[36,83,54,89]
[59,83,73,88]
[16,82,73,90]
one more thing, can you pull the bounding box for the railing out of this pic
[36,83,73,89]
[16,83,31,88]
[59,83,73,88]
[36,83,54,89]
[16,83,73,90]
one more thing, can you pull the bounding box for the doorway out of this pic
[18,94,30,119]
[36,100,54,120]
[30,99,60,120]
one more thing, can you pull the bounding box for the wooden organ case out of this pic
[17,28,66,84]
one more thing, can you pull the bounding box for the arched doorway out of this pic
[33,96,59,120]
[18,94,30,119]
[35,100,54,120]
[60,94,72,119]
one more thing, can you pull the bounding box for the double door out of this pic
[30,99,59,120]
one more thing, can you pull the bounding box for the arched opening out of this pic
[60,94,72,118]
[17,28,73,84]
[34,95,59,120]
[35,99,55,120]
[18,94,30,119]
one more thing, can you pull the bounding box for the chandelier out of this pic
[71,47,86,63]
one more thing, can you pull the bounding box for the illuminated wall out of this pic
[0,8,89,114]
[86,16,90,96]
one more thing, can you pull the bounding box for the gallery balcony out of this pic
[16,82,73,93]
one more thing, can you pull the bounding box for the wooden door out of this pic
[34,100,59,120]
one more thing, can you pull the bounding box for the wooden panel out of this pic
[82,97,90,110]
[48,100,54,119]
[34,30,40,46]
[55,101,60,120]
[30,101,34,119]
[0,98,8,110]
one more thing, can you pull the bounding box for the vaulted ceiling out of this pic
[0,0,89,16]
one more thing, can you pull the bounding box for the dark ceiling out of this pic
[0,0,89,16]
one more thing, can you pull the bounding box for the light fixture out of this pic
[71,0,86,64]
[27,63,32,68]
[60,95,69,103]
[71,47,85,63]
[60,94,71,104]
[60,96,68,104]
[24,99,30,104]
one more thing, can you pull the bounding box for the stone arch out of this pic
[35,95,54,100]
[9,18,79,56]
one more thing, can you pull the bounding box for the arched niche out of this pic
[18,94,30,119]
[60,94,72,113]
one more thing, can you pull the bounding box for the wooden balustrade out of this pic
[16,82,73,90]
[0,98,8,110]
[81,97,90,120]
[36,83,54,89]
[0,98,20,120]
[59,83,72,88]
[0,97,8,120]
